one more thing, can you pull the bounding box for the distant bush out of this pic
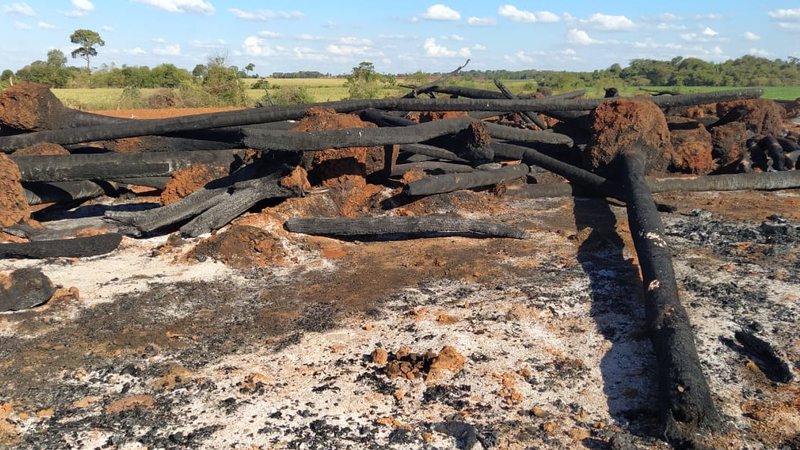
[116,86,145,109]
[147,88,183,108]
[267,85,313,105]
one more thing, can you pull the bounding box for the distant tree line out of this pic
[271,71,328,79]
[456,55,800,88]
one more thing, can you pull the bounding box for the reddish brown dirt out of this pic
[668,119,714,174]
[0,83,64,131]
[716,99,785,137]
[12,142,70,156]
[279,166,311,193]
[378,345,465,381]
[405,111,468,123]
[146,89,183,109]
[92,107,243,119]
[188,225,286,269]
[685,103,716,119]
[293,107,386,217]
[711,121,747,166]
[585,99,673,174]
[160,164,230,205]
[0,154,31,227]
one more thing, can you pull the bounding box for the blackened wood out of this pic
[0,233,123,259]
[406,163,529,196]
[0,268,55,311]
[494,80,548,129]
[391,161,475,177]
[12,150,241,182]
[23,180,107,205]
[734,330,793,383]
[507,171,800,199]
[0,90,762,151]
[621,149,720,441]
[403,59,470,98]
[399,144,467,162]
[285,216,527,239]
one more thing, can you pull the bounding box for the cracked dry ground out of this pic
[1,189,799,449]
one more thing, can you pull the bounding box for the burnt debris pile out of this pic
[1,77,799,447]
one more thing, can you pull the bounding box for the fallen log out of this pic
[398,144,467,162]
[23,180,109,205]
[391,161,475,177]
[734,330,793,383]
[402,59,469,98]
[494,79,548,129]
[0,90,762,151]
[620,147,720,442]
[0,233,123,259]
[179,175,298,237]
[285,216,527,239]
[243,118,572,151]
[505,171,800,199]
[12,149,242,182]
[406,163,529,196]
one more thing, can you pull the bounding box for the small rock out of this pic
[0,268,55,312]
[371,347,388,365]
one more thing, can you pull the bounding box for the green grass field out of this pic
[51,80,800,111]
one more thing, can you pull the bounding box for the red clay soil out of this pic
[405,111,468,123]
[188,224,286,269]
[0,83,65,131]
[292,107,386,217]
[685,103,716,119]
[716,99,785,137]
[711,121,748,166]
[160,164,230,205]
[92,107,243,120]
[0,154,31,227]
[668,118,714,174]
[279,166,312,193]
[12,142,70,156]
[585,99,673,174]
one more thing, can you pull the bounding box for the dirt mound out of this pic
[685,103,716,119]
[585,99,672,174]
[147,89,184,109]
[711,122,747,166]
[12,142,70,156]
[372,345,465,381]
[293,107,386,217]
[160,164,230,205]
[189,225,286,269]
[716,99,784,137]
[405,111,468,123]
[0,83,64,131]
[668,118,714,174]
[0,154,31,227]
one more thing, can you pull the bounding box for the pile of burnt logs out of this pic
[1,81,799,447]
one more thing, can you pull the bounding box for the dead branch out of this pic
[285,215,527,239]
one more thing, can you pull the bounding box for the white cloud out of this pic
[655,22,686,31]
[422,38,470,58]
[257,30,280,38]
[153,44,181,56]
[701,27,718,36]
[37,21,55,29]
[325,44,370,56]
[711,45,724,56]
[125,47,147,55]
[498,5,559,23]
[379,34,414,40]
[777,22,800,30]
[2,2,34,16]
[242,36,276,56]
[418,4,460,21]
[566,28,600,45]
[768,8,800,20]
[13,20,31,29]
[743,31,760,41]
[190,39,226,49]
[229,8,304,20]
[441,34,464,41]
[747,48,770,57]
[658,13,679,21]
[467,16,496,26]
[694,13,722,20]
[102,25,114,31]
[339,36,372,46]
[72,0,94,12]
[584,13,635,30]
[134,0,214,15]
[151,37,166,43]
[471,44,487,51]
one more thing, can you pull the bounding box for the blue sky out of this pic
[1,0,799,74]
